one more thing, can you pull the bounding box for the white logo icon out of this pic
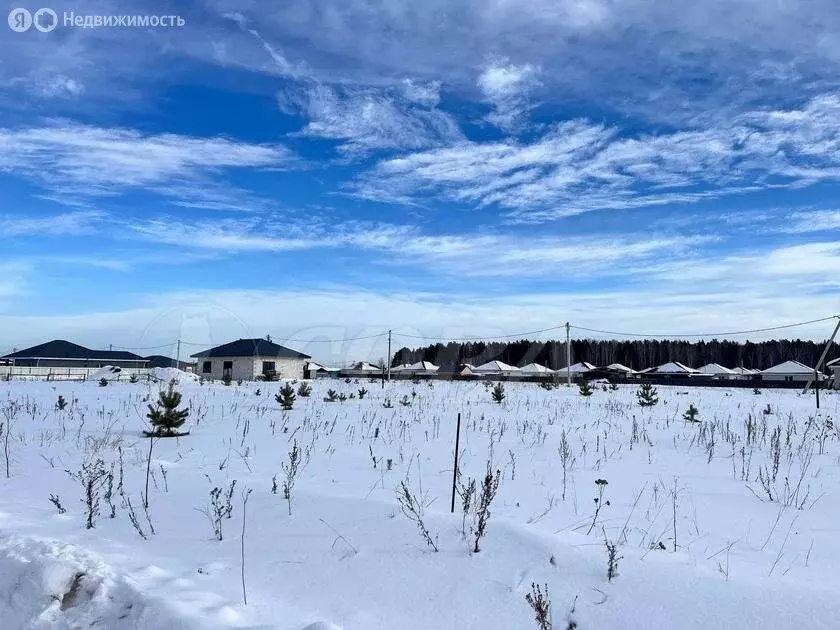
[8,8,32,32]
[33,7,57,32]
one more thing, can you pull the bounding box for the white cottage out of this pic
[697,363,737,379]
[474,360,520,374]
[191,338,310,381]
[760,360,828,383]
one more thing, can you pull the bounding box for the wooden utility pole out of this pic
[565,322,572,387]
[176,339,182,369]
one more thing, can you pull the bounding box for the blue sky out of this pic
[1,0,840,362]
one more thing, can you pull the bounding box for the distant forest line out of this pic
[392,339,840,371]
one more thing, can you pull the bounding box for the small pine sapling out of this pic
[324,389,339,402]
[276,383,296,411]
[129,373,139,384]
[578,379,593,397]
[55,395,68,411]
[145,382,190,437]
[297,382,312,397]
[491,382,506,404]
[222,373,232,386]
[398,395,411,406]
[99,378,108,387]
[636,382,659,407]
[525,582,551,630]
[383,398,394,409]
[683,403,700,423]
[358,387,368,399]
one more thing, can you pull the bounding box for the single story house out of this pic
[191,338,310,381]
[304,361,337,379]
[474,360,520,374]
[697,363,736,379]
[519,363,554,374]
[647,361,702,376]
[2,340,147,368]
[554,362,597,379]
[392,361,439,377]
[437,363,475,378]
[827,357,840,389]
[340,361,382,378]
[760,360,828,383]
[730,367,760,379]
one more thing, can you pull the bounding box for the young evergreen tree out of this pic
[636,382,659,407]
[146,382,189,437]
[491,382,506,404]
[297,382,312,397]
[579,379,593,397]
[276,382,296,410]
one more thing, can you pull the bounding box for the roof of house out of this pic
[190,339,310,359]
[144,355,195,369]
[651,361,698,374]
[605,363,635,373]
[346,361,379,371]
[761,360,821,374]
[556,362,597,373]
[474,360,519,372]
[437,362,474,374]
[519,363,554,373]
[698,363,735,374]
[2,340,146,362]
[826,357,840,367]
[409,361,439,371]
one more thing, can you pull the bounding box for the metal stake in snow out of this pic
[450,412,461,513]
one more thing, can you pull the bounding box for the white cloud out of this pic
[477,59,541,130]
[290,83,464,155]
[783,210,840,233]
[125,214,713,279]
[0,122,293,206]
[356,94,840,220]
[0,211,105,237]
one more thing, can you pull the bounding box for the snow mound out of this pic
[148,367,199,385]
[86,366,123,381]
[0,534,200,629]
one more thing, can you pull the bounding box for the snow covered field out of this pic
[1,377,839,629]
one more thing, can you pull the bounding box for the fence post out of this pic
[450,412,462,513]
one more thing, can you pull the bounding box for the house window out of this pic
[223,361,233,372]
[262,361,276,375]
[202,361,212,374]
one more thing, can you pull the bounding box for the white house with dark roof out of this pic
[191,338,310,381]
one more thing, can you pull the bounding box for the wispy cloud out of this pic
[782,210,840,233]
[0,210,105,237]
[0,122,294,206]
[477,59,541,131]
[124,215,711,278]
[356,94,840,221]
[286,83,464,155]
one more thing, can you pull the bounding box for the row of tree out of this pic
[392,338,838,372]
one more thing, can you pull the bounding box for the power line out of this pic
[570,315,840,339]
